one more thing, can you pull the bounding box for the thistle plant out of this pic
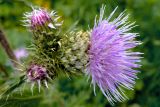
[15,5,142,105]
[86,6,142,104]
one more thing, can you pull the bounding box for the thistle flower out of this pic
[23,7,63,33]
[14,48,28,60]
[86,6,142,104]
[27,64,49,93]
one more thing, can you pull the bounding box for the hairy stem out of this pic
[0,29,18,68]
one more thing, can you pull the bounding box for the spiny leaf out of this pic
[1,75,26,96]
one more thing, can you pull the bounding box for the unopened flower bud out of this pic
[27,64,49,92]
[61,31,90,72]
[23,7,63,34]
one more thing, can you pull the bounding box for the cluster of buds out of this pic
[23,7,63,91]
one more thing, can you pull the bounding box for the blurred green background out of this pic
[0,0,160,107]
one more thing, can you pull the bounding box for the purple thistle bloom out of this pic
[27,64,49,92]
[86,6,142,104]
[23,7,63,31]
[30,9,51,29]
[14,48,28,60]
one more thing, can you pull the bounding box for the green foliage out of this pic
[0,0,160,107]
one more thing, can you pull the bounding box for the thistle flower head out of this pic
[87,6,142,104]
[23,7,63,32]
[61,31,89,73]
[14,48,28,60]
[27,64,47,81]
[30,9,51,28]
[27,64,49,92]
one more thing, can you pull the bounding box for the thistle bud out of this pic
[27,64,49,92]
[23,7,63,34]
[61,31,90,73]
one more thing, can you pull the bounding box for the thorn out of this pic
[37,80,41,93]
[50,11,56,16]
[44,80,49,89]
[31,83,35,95]
[48,23,56,29]
[58,41,61,47]
[46,75,52,81]
[55,23,62,26]
[54,16,61,21]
